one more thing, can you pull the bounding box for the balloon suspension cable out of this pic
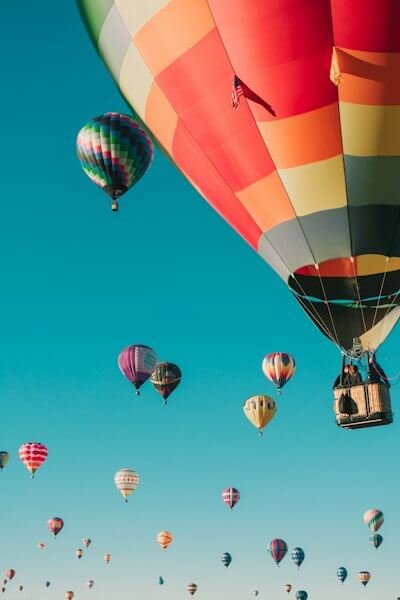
[349,257,368,336]
[371,257,390,330]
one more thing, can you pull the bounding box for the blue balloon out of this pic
[158,577,164,585]
[369,533,383,549]
[221,552,232,568]
[337,567,348,583]
[295,592,308,600]
[291,547,305,569]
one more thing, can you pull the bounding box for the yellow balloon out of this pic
[157,531,173,550]
[243,395,277,434]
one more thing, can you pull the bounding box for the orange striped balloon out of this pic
[187,583,197,596]
[157,531,173,550]
[19,442,48,477]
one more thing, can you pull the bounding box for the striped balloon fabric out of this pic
[114,468,140,502]
[222,487,240,510]
[19,442,48,477]
[262,353,296,393]
[291,547,305,569]
[47,517,64,538]
[363,508,384,532]
[358,571,371,587]
[157,531,173,550]
[268,538,288,566]
[118,345,157,395]
[186,583,197,596]
[76,112,154,211]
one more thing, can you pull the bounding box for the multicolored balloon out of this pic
[5,571,15,581]
[83,538,91,548]
[262,353,296,393]
[76,549,83,559]
[268,539,288,566]
[364,509,384,532]
[0,452,9,470]
[76,112,154,212]
[187,583,197,596]
[114,468,140,502]
[104,554,111,564]
[370,533,383,549]
[118,345,157,395]
[243,395,277,435]
[337,567,348,584]
[150,362,182,404]
[19,442,48,477]
[87,580,94,589]
[157,531,173,550]
[291,547,305,569]
[284,584,292,593]
[221,552,232,568]
[295,592,308,600]
[358,571,371,587]
[222,487,240,510]
[47,517,64,538]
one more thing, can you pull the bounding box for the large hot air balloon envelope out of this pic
[262,353,295,392]
[243,395,276,434]
[77,112,154,211]
[19,442,48,477]
[337,567,348,583]
[370,533,383,549]
[222,487,240,510]
[47,518,64,538]
[364,509,384,532]
[150,362,182,404]
[358,571,371,587]
[118,345,157,395]
[268,539,288,566]
[0,452,9,470]
[157,531,173,550]
[187,583,197,596]
[114,468,140,501]
[221,552,232,568]
[77,0,400,355]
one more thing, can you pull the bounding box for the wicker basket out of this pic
[333,383,392,429]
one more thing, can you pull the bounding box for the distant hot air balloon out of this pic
[243,395,277,435]
[1,588,4,594]
[254,592,259,597]
[45,582,51,588]
[364,509,384,532]
[358,571,371,587]
[18,586,23,592]
[76,549,83,559]
[221,552,232,568]
[187,583,197,596]
[118,345,157,395]
[65,592,74,600]
[337,567,348,584]
[83,538,91,548]
[0,452,9,470]
[157,531,173,550]
[114,468,140,502]
[150,362,182,404]
[295,592,308,600]
[262,353,296,393]
[291,547,305,569]
[19,442,48,477]
[5,572,14,581]
[47,518,64,538]
[37,542,45,550]
[222,487,240,510]
[370,533,383,549]
[284,584,292,593]
[268,539,288,566]
[104,554,111,565]
[76,112,154,212]
[87,580,94,589]
[158,577,164,585]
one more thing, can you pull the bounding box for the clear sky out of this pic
[0,2,399,600]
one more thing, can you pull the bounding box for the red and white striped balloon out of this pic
[19,442,48,477]
[222,487,240,510]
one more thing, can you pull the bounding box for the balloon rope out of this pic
[349,257,368,336]
[371,257,390,330]
[312,264,341,347]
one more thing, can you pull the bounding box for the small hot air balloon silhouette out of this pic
[45,582,51,588]
[83,538,91,548]
[284,584,292,593]
[18,586,23,592]
[104,554,111,565]
[19,442,48,477]
[65,592,74,600]
[291,547,305,569]
[114,468,140,502]
[243,395,277,435]
[4,571,15,581]
[268,539,288,566]
[187,583,197,596]
[222,487,240,510]
[262,353,296,393]
[364,509,384,532]
[157,531,173,550]
[47,518,64,538]
[337,567,348,583]
[358,571,371,587]
[158,577,164,585]
[370,533,383,549]
[76,548,83,559]
[150,362,182,404]
[118,345,157,395]
[1,588,5,594]
[254,592,259,597]
[221,552,232,568]
[37,542,45,550]
[87,580,94,589]
[0,452,9,470]
[295,592,308,600]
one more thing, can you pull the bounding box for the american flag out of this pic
[231,74,244,110]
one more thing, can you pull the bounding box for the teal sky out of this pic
[1,2,400,599]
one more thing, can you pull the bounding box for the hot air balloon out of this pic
[187,583,197,596]
[18,586,23,592]
[87,580,94,589]
[291,547,305,569]
[76,112,154,212]
[268,539,288,566]
[83,538,91,548]
[221,552,232,568]
[0,452,9,470]
[222,487,240,510]
[358,571,371,587]
[262,353,296,393]
[76,549,83,559]
[47,518,64,538]
[114,468,140,502]
[65,592,74,600]
[243,395,277,435]
[158,577,164,585]
[4,572,14,581]
[284,584,292,593]
[118,345,157,395]
[254,592,259,597]
[37,542,45,550]
[157,531,173,550]
[150,362,182,404]
[1,588,4,594]
[45,582,51,588]
[104,554,111,564]
[370,533,383,549]
[337,567,348,584]
[19,443,48,477]
[295,592,308,600]
[364,509,384,532]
